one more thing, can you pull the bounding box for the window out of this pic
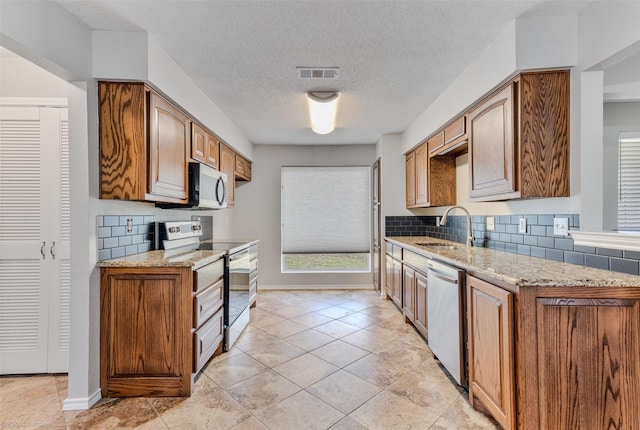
[618,133,640,232]
[281,166,371,272]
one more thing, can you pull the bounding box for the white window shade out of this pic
[282,166,371,254]
[618,133,640,231]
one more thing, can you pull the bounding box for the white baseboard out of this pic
[62,388,101,411]
[259,284,374,290]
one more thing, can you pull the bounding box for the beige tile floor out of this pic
[0,289,499,429]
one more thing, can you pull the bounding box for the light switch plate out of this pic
[518,218,527,234]
[486,216,495,231]
[553,217,569,236]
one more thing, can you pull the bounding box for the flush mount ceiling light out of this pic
[307,91,339,135]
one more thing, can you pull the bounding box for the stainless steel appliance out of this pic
[427,259,466,385]
[157,162,227,210]
[156,220,255,352]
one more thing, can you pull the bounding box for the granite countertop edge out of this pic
[97,239,259,269]
[385,236,640,288]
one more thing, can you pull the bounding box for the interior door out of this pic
[0,103,70,373]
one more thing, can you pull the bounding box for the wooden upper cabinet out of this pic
[468,83,516,200]
[415,144,428,206]
[219,142,236,208]
[205,134,219,169]
[235,153,252,181]
[148,91,189,201]
[469,70,570,201]
[406,140,455,209]
[191,123,219,170]
[98,82,188,203]
[405,150,416,207]
[191,123,207,163]
[467,275,516,430]
[429,117,468,157]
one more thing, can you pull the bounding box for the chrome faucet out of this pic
[439,206,474,247]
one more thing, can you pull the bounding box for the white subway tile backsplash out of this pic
[97,215,155,260]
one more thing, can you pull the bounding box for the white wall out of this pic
[603,102,640,230]
[0,51,68,97]
[92,31,253,160]
[232,144,376,289]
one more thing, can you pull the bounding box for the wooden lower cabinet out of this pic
[100,267,193,397]
[414,271,428,339]
[100,262,225,397]
[467,275,515,430]
[519,287,640,429]
[385,251,402,309]
[402,265,416,322]
[467,275,640,430]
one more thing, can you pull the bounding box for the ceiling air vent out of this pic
[297,67,339,79]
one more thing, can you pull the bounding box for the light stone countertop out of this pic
[385,236,640,288]
[96,249,227,270]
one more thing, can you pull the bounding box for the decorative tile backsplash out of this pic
[97,215,155,260]
[385,214,640,276]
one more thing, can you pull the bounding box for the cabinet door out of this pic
[405,151,415,207]
[535,295,640,429]
[148,92,189,202]
[415,144,428,206]
[467,275,515,430]
[468,84,516,200]
[391,258,403,308]
[385,254,394,299]
[191,123,207,163]
[205,134,219,169]
[100,267,192,397]
[414,271,428,339]
[403,266,416,322]
[220,143,236,207]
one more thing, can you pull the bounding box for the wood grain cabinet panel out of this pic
[414,271,428,339]
[205,133,219,169]
[99,82,189,203]
[468,70,569,201]
[467,275,515,430]
[403,265,416,323]
[220,143,236,207]
[148,91,189,201]
[100,267,193,397]
[533,294,640,429]
[415,144,428,206]
[468,83,516,200]
[405,151,416,207]
[191,123,219,170]
[406,137,456,209]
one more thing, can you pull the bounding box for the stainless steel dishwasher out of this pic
[427,259,466,386]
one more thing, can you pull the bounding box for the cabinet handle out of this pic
[50,241,56,260]
[41,241,46,259]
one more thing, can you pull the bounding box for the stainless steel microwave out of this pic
[157,162,227,210]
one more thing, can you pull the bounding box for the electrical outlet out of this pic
[553,217,569,236]
[518,218,527,234]
[126,218,133,233]
[436,216,440,226]
[486,216,495,231]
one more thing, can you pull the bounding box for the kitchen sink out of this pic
[415,242,461,250]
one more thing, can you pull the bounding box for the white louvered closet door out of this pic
[0,103,70,374]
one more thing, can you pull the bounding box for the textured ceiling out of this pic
[57,0,592,145]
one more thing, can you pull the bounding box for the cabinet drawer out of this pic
[193,307,223,373]
[194,258,224,293]
[443,116,466,145]
[193,278,224,328]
